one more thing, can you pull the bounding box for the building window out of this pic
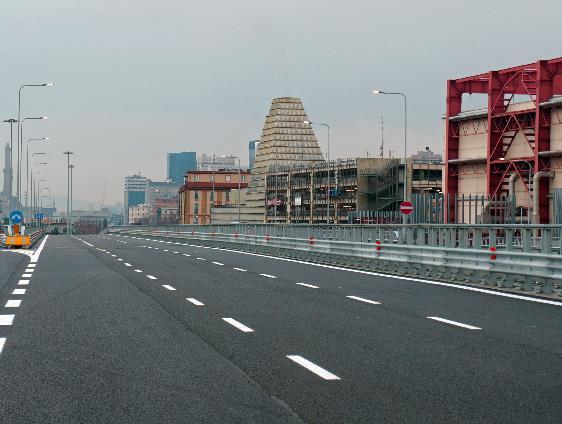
[226,191,231,203]
[241,175,246,182]
[194,191,199,200]
[226,175,231,182]
[194,204,199,214]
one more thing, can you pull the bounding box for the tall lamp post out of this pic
[304,120,331,223]
[17,83,52,200]
[32,162,48,219]
[372,90,408,206]
[19,116,48,203]
[63,151,74,235]
[69,164,75,233]
[2,118,17,211]
[26,137,49,207]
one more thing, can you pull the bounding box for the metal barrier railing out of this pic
[110,224,561,254]
[108,224,562,297]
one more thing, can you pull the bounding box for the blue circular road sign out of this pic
[10,210,23,224]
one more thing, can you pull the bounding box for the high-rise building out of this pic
[248,140,259,170]
[123,175,148,224]
[245,97,324,220]
[167,152,197,184]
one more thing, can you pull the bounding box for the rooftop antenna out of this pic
[379,116,384,158]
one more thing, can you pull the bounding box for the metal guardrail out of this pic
[108,224,562,297]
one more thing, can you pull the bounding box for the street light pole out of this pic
[69,164,75,234]
[26,137,49,207]
[304,121,331,223]
[19,116,47,204]
[3,119,17,212]
[63,151,74,235]
[17,83,52,203]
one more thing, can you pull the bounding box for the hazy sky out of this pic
[1,0,560,207]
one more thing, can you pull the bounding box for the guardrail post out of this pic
[541,228,552,254]
[522,228,532,252]
[473,228,482,249]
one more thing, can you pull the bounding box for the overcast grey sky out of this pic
[1,0,560,207]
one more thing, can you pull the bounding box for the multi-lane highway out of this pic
[0,234,561,423]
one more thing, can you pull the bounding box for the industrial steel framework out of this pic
[445,57,562,223]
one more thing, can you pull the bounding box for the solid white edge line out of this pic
[346,295,381,305]
[186,298,204,306]
[297,283,319,289]
[162,285,177,291]
[222,318,254,333]
[427,316,481,330]
[286,355,340,380]
[5,300,21,308]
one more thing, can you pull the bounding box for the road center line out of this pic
[186,298,204,306]
[286,355,340,380]
[5,300,21,308]
[427,316,481,330]
[346,295,381,305]
[297,283,319,289]
[222,318,254,333]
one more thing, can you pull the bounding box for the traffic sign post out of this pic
[400,201,414,215]
[9,210,23,224]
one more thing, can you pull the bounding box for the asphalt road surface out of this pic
[0,234,560,423]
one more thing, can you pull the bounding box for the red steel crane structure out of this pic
[445,57,562,223]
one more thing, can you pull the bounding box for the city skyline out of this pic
[1,0,561,205]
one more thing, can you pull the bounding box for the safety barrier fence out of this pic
[107,224,562,297]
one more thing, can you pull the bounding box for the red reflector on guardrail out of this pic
[490,246,497,261]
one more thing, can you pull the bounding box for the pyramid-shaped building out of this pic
[245,97,325,219]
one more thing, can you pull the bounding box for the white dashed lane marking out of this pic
[147,275,157,280]
[186,298,204,306]
[0,315,15,326]
[5,300,21,308]
[12,289,26,295]
[182,254,191,257]
[124,263,132,267]
[346,295,381,305]
[223,318,254,333]
[296,283,319,289]
[135,269,143,273]
[196,258,206,261]
[212,262,224,266]
[427,316,481,330]
[0,338,5,354]
[18,280,29,286]
[162,285,177,291]
[21,274,32,278]
[287,355,340,380]
[260,273,277,279]
[233,268,247,272]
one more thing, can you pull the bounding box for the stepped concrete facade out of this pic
[245,97,325,221]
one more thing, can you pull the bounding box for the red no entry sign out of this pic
[400,201,414,215]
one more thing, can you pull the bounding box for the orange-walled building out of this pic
[179,170,250,224]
